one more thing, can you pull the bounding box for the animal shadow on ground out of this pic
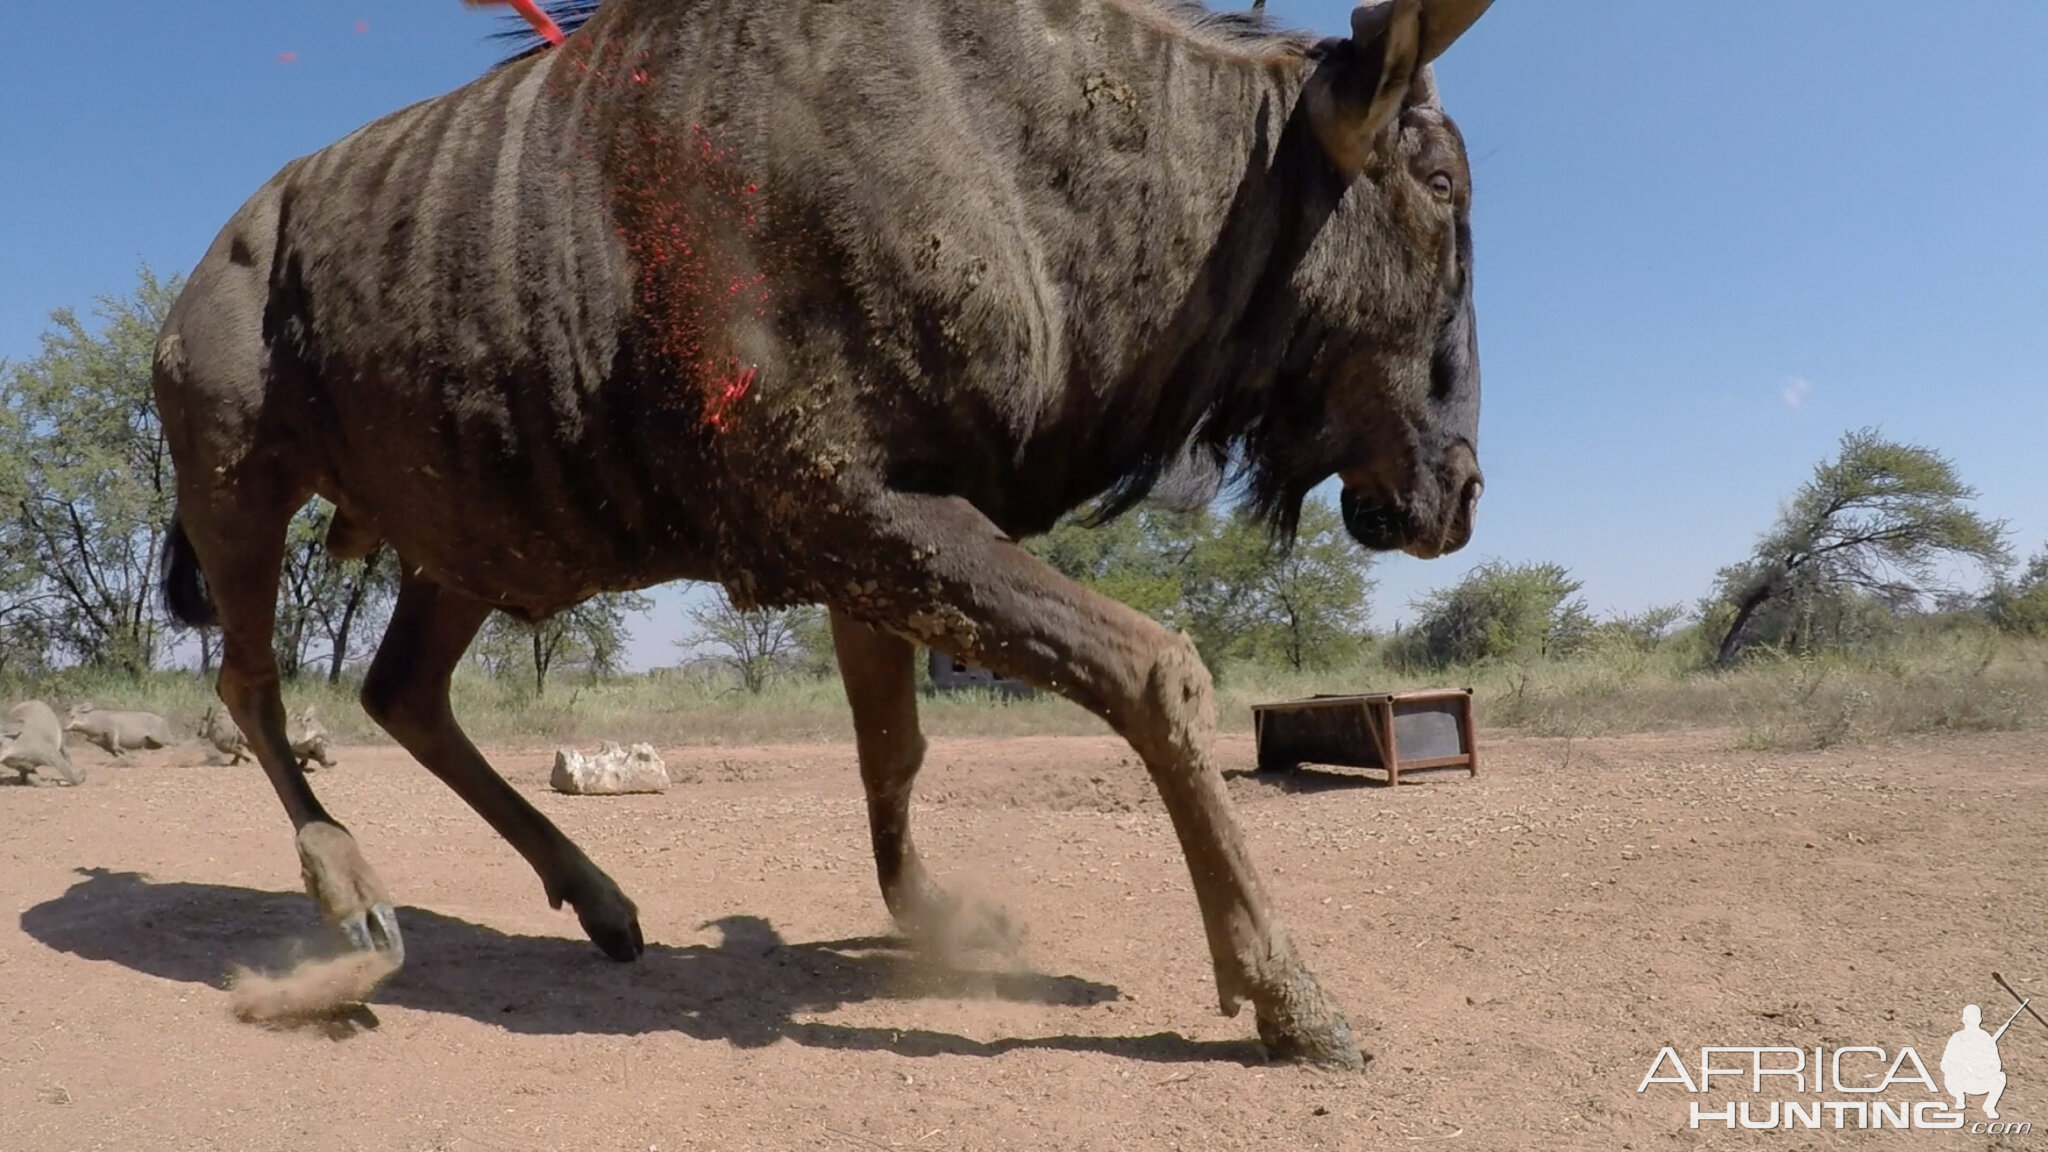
[21,868,1263,1065]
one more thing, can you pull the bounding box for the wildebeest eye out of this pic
[1428,171,1455,199]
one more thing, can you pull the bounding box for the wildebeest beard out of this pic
[1189,259,1479,553]
[1078,398,1337,552]
[1228,370,1357,548]
[1084,313,1378,551]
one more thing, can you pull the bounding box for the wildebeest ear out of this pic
[1410,63,1440,111]
[1306,0,1421,174]
[1308,0,1490,174]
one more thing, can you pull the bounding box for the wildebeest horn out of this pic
[1308,0,1490,174]
[1406,0,1493,67]
[1353,0,1493,66]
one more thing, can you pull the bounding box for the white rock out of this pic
[550,741,670,795]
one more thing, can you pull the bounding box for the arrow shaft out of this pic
[1993,972,2048,1034]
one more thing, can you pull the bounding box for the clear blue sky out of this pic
[4,1,2043,668]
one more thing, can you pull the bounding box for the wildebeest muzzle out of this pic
[1339,441,1481,559]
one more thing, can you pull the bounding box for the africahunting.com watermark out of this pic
[1637,975,2043,1134]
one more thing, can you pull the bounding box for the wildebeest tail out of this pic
[160,512,218,628]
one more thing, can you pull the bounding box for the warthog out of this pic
[65,703,176,759]
[289,707,337,772]
[200,703,251,765]
[203,703,335,770]
[153,0,1492,1065]
[2,701,83,786]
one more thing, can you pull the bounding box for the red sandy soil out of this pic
[3,727,2044,1150]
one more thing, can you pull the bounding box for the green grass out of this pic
[1380,626,2048,750]
[10,628,2046,752]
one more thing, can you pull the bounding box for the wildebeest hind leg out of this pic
[178,498,403,961]
[360,574,644,961]
[814,493,1361,1069]
[828,610,1016,952]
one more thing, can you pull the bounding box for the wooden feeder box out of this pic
[1250,689,1478,785]
[925,650,1035,699]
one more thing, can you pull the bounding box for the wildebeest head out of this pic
[1232,0,1490,560]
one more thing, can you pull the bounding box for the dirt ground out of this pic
[4,724,2045,1151]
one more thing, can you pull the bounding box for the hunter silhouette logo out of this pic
[1639,972,2046,1133]
[1947,973,2048,1121]
[1942,1004,2012,1118]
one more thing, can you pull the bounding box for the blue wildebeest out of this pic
[152,0,1492,1066]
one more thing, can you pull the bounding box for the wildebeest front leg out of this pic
[829,611,1015,951]
[360,574,644,961]
[819,494,1360,1069]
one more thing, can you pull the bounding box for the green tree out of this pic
[0,369,58,675]
[683,588,824,693]
[309,544,395,684]
[1170,513,1265,663]
[1708,429,2009,665]
[274,500,398,683]
[1391,560,1590,669]
[1178,500,1372,670]
[1986,546,2048,636]
[276,507,330,680]
[1029,498,1372,671]
[1243,499,1375,670]
[475,590,651,696]
[1027,508,1192,622]
[1,267,182,674]
[788,606,839,679]
[1590,603,1689,654]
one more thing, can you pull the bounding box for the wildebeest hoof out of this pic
[296,821,396,937]
[583,903,645,962]
[337,901,406,966]
[1254,974,1367,1071]
[1259,1017,1366,1071]
[549,875,644,961]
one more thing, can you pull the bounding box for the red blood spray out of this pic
[494,17,782,433]
[605,124,773,434]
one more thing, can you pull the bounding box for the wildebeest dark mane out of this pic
[490,0,604,65]
[490,0,1317,68]
[1124,0,1318,56]
[1064,7,1330,538]
[1086,370,1328,547]
[1078,72,1357,544]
